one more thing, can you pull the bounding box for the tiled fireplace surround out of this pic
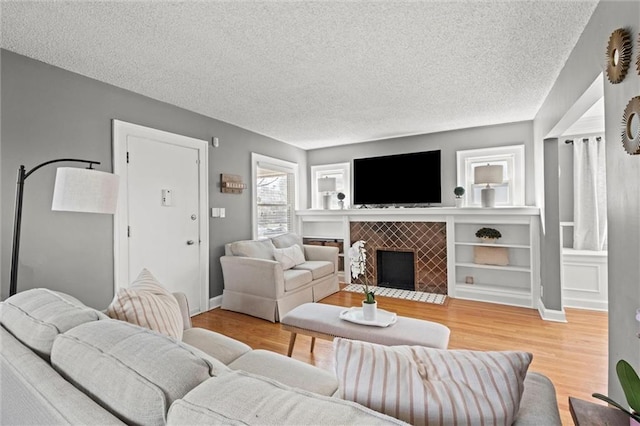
[350,221,447,295]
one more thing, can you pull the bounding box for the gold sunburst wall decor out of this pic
[637,32,640,76]
[606,28,632,84]
[621,96,640,155]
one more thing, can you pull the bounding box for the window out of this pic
[251,153,299,239]
[456,145,525,207]
[310,163,351,209]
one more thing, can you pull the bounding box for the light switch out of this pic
[161,189,172,206]
[211,207,226,218]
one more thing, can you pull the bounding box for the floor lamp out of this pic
[474,164,503,208]
[9,159,119,297]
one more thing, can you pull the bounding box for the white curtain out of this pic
[573,136,607,251]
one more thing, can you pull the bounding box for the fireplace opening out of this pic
[376,250,415,290]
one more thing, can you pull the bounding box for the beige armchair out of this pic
[220,233,340,322]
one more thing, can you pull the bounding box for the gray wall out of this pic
[558,139,574,247]
[0,50,307,308]
[533,1,640,403]
[542,138,562,311]
[308,120,535,207]
[558,140,574,223]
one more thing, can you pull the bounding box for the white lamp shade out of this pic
[52,167,119,214]
[318,177,336,192]
[474,165,503,185]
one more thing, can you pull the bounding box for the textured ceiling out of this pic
[1,1,599,150]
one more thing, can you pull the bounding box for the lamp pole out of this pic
[9,159,99,297]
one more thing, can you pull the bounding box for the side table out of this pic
[568,396,630,426]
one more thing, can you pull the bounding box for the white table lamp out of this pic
[474,164,503,208]
[318,177,336,210]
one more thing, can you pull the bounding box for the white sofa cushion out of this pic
[273,244,306,270]
[182,328,251,365]
[334,338,532,426]
[0,288,106,359]
[228,239,276,260]
[293,260,334,280]
[51,320,229,426]
[282,269,313,291]
[106,268,183,340]
[271,232,304,250]
[228,349,338,396]
[167,370,407,425]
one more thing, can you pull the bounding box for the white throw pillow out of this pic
[106,268,183,340]
[273,245,306,270]
[333,338,531,426]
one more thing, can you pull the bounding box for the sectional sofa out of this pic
[0,288,561,425]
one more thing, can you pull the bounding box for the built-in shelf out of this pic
[296,207,541,313]
[455,283,531,296]
[452,216,539,309]
[455,262,531,272]
[454,242,530,249]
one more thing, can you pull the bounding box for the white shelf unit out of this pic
[451,215,540,308]
[297,214,349,281]
[296,208,541,310]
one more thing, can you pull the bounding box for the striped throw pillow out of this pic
[107,268,183,340]
[333,338,531,426]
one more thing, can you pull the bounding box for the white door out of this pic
[113,120,209,315]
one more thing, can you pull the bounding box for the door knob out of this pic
[187,240,195,245]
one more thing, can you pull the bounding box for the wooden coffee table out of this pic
[280,302,450,356]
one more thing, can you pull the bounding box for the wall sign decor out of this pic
[220,173,247,194]
[606,28,632,84]
[622,96,640,155]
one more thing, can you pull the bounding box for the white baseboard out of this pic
[208,295,223,310]
[562,298,608,312]
[537,299,567,322]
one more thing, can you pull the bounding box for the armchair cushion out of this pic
[228,239,276,260]
[273,244,306,270]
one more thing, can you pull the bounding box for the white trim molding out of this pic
[537,299,567,322]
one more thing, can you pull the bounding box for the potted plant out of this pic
[337,192,346,209]
[348,240,376,320]
[475,227,502,243]
[454,186,465,208]
[592,360,640,422]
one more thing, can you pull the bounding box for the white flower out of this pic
[349,240,367,280]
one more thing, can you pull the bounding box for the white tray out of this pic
[339,307,397,327]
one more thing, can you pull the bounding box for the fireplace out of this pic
[376,249,415,290]
[350,221,447,294]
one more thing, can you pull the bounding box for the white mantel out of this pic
[296,206,539,220]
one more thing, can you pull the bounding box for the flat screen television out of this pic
[353,150,441,206]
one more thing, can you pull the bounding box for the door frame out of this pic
[112,119,209,312]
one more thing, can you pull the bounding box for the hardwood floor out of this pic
[192,289,608,426]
